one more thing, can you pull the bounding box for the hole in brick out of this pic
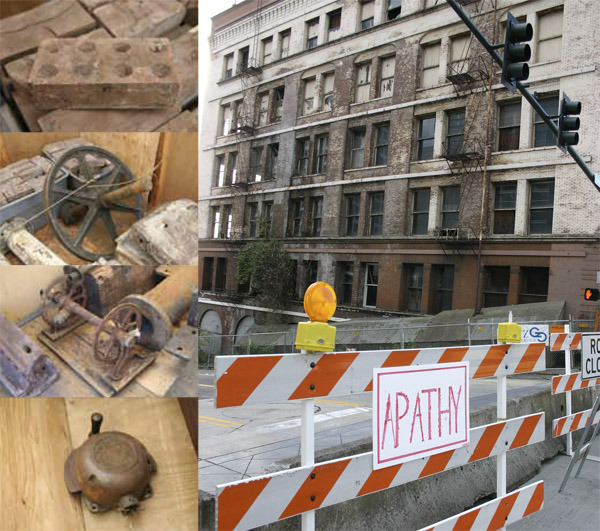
[148,41,166,53]
[46,44,60,54]
[74,64,93,77]
[78,42,96,53]
[38,64,58,78]
[115,64,133,78]
[114,43,131,53]
[152,64,171,78]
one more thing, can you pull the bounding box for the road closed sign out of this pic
[582,333,600,380]
[373,363,469,470]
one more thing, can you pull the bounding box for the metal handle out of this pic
[90,412,103,436]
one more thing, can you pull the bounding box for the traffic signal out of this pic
[501,12,533,93]
[557,93,581,153]
[584,288,599,301]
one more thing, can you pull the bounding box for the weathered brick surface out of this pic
[171,29,198,106]
[0,156,52,206]
[41,138,111,173]
[30,38,179,109]
[93,0,186,38]
[0,0,96,64]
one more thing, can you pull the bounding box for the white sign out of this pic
[582,334,600,380]
[373,363,469,470]
[521,325,549,344]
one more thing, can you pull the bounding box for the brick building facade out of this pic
[199,0,600,338]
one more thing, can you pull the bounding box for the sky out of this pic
[198,0,238,132]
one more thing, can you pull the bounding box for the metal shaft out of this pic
[100,178,152,206]
[145,266,197,323]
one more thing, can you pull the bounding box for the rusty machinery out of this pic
[40,265,197,380]
[65,413,156,514]
[0,315,59,396]
[43,146,150,262]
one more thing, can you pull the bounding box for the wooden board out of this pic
[135,349,187,396]
[38,322,158,397]
[0,398,85,531]
[65,397,198,531]
[157,108,198,132]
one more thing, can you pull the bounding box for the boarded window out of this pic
[322,73,334,111]
[328,9,342,38]
[421,43,440,88]
[538,9,563,63]
[519,267,549,304]
[483,266,510,308]
[498,101,521,151]
[303,78,316,114]
[355,63,371,103]
[379,56,395,97]
[493,183,516,234]
[450,34,470,75]
[261,37,273,64]
[361,1,374,30]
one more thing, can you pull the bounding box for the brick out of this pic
[38,107,179,132]
[11,91,45,131]
[157,109,198,132]
[171,29,198,106]
[5,28,111,91]
[0,156,51,206]
[93,0,186,38]
[41,138,110,173]
[0,0,96,64]
[30,38,180,109]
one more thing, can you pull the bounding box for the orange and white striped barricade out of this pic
[552,373,600,394]
[549,332,582,352]
[552,407,600,438]
[417,481,544,531]
[215,413,545,530]
[215,343,546,407]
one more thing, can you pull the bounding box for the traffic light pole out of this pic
[444,0,600,192]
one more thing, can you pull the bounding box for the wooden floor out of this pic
[0,397,198,531]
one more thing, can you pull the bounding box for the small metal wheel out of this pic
[43,146,145,262]
[41,276,88,330]
[94,303,142,364]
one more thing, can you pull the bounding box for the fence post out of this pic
[300,349,315,531]
[497,313,509,508]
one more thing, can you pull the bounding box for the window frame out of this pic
[355,62,372,103]
[405,264,424,312]
[528,180,554,234]
[261,36,273,65]
[345,194,361,236]
[417,115,436,160]
[420,42,440,88]
[291,198,304,237]
[498,101,521,152]
[266,143,279,180]
[441,186,460,229]
[248,203,258,237]
[412,188,430,235]
[223,53,234,80]
[250,147,263,182]
[306,18,319,49]
[374,123,389,166]
[363,262,379,307]
[317,135,329,174]
[349,128,366,169]
[309,197,323,236]
[296,138,310,175]
[492,182,517,234]
[360,1,375,30]
[369,192,384,236]
[215,155,225,187]
[446,109,465,157]
[279,29,291,58]
[533,95,559,147]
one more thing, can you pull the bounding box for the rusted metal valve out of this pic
[65,413,157,515]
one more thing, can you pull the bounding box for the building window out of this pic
[433,265,454,313]
[223,53,234,79]
[339,263,354,305]
[421,42,440,88]
[296,139,310,175]
[248,203,258,237]
[272,86,284,122]
[322,73,334,111]
[306,18,319,49]
[417,116,435,160]
[534,96,558,147]
[483,266,510,308]
[387,0,402,21]
[449,34,469,76]
[215,155,225,187]
[446,110,465,156]
[345,194,360,236]
[261,36,273,65]
[537,9,563,63]
[211,208,220,239]
[355,63,371,103]
[374,124,390,166]
[493,183,517,234]
[304,260,319,293]
[519,267,549,304]
[220,103,232,136]
[215,258,227,291]
[279,29,291,58]
[303,78,316,115]
[412,189,430,235]
[317,135,328,173]
[250,147,262,182]
[406,264,423,312]
[223,206,232,239]
[266,143,278,180]
[363,263,379,307]
[361,1,374,30]
[529,180,554,234]
[369,192,384,236]
[328,9,342,40]
[238,46,249,72]
[310,197,323,236]
[379,56,395,98]
[498,101,521,151]
[441,187,460,229]
[291,198,304,236]
[263,202,273,238]
[202,257,214,290]
[229,152,238,185]
[257,92,269,126]
[349,128,366,168]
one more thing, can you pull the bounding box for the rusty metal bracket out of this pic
[0,315,59,396]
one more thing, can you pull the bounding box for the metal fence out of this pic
[199,317,596,368]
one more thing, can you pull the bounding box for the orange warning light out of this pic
[303,282,337,322]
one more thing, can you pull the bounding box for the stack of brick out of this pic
[0,157,52,206]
